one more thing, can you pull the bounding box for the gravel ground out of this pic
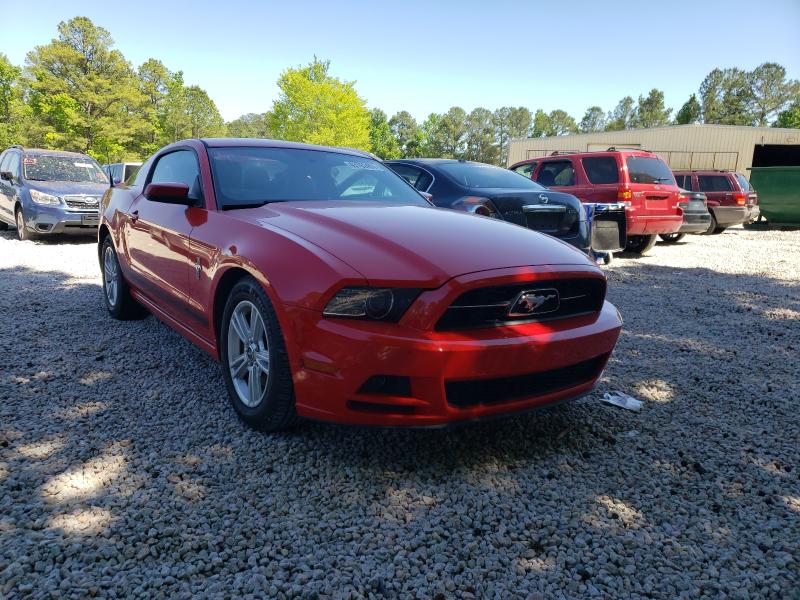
[0,226,798,599]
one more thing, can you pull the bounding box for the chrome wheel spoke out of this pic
[230,311,250,344]
[247,364,262,406]
[229,353,249,379]
[254,350,270,375]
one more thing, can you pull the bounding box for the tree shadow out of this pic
[1,259,798,597]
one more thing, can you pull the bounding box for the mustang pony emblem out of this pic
[508,288,560,317]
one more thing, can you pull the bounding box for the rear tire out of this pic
[704,213,718,235]
[219,276,298,432]
[101,237,146,320]
[659,233,686,244]
[625,234,657,255]
[711,226,726,235]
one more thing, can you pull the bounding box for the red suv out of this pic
[672,170,759,234]
[510,149,683,254]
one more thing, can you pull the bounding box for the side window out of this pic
[698,175,732,192]
[133,158,152,187]
[0,152,10,174]
[512,163,535,178]
[582,157,619,184]
[735,173,752,191]
[150,150,202,199]
[536,160,575,187]
[8,153,21,179]
[390,164,424,187]
[674,175,686,189]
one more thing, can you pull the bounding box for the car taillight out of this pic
[734,193,746,205]
[617,189,632,201]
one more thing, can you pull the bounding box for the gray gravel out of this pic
[1,226,798,599]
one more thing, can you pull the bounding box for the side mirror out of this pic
[0,171,12,182]
[419,191,433,204]
[144,182,193,205]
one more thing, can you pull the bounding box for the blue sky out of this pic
[3,0,799,122]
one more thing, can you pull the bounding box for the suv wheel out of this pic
[15,208,35,241]
[220,277,298,432]
[659,233,686,244]
[704,213,719,235]
[625,234,657,255]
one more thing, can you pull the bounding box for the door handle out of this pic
[130,210,139,223]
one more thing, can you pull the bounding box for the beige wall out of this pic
[507,125,800,177]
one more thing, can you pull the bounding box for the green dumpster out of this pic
[748,166,800,226]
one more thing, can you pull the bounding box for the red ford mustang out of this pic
[99,139,622,430]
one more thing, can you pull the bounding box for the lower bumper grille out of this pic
[445,354,607,408]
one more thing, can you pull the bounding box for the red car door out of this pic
[122,149,200,321]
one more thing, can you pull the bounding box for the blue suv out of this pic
[0,146,109,240]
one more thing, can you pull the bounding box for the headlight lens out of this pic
[323,287,421,322]
[30,190,61,205]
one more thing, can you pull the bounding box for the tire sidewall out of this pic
[101,238,123,318]
[16,209,28,241]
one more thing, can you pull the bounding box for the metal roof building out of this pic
[507,124,800,178]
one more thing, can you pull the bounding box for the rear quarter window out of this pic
[582,156,619,184]
[734,173,752,191]
[698,175,733,192]
[512,163,535,178]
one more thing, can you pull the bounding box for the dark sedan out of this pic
[659,189,712,244]
[385,159,592,254]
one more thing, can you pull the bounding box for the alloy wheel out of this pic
[227,300,270,408]
[103,245,119,307]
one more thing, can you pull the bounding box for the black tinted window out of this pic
[151,150,202,199]
[625,156,675,184]
[512,163,535,178]
[439,162,546,189]
[208,147,429,208]
[582,156,619,184]
[536,161,575,187]
[698,175,732,192]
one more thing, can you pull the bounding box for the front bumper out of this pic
[22,202,99,235]
[285,268,622,427]
[679,210,712,233]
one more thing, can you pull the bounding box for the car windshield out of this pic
[625,156,676,185]
[208,147,429,208]
[439,162,547,189]
[24,155,108,183]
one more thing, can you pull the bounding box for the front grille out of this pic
[436,278,605,331]
[64,195,100,209]
[446,354,607,408]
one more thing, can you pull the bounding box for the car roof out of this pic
[672,169,737,174]
[387,158,500,168]
[510,149,660,168]
[17,148,93,159]
[200,138,376,159]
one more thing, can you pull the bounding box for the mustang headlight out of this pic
[30,190,61,205]
[323,287,421,322]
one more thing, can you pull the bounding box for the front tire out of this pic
[220,277,297,431]
[625,234,657,255]
[15,207,35,241]
[659,233,686,244]
[101,237,145,320]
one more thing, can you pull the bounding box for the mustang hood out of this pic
[245,201,593,286]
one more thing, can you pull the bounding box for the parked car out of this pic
[0,145,108,240]
[100,139,622,431]
[672,170,759,233]
[384,158,594,254]
[509,149,684,255]
[659,189,711,243]
[103,162,142,185]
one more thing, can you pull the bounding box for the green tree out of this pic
[547,109,578,136]
[531,109,550,137]
[419,113,446,157]
[388,110,422,157]
[439,106,468,157]
[136,58,170,152]
[675,94,702,124]
[634,89,672,128]
[700,68,754,125]
[494,106,531,164]
[184,85,225,138]
[464,107,498,164]
[775,100,800,128]
[368,108,400,159]
[606,96,636,131]
[0,53,27,148]
[748,63,800,126]
[269,58,370,150]
[579,106,606,133]
[227,112,271,138]
[24,17,148,159]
